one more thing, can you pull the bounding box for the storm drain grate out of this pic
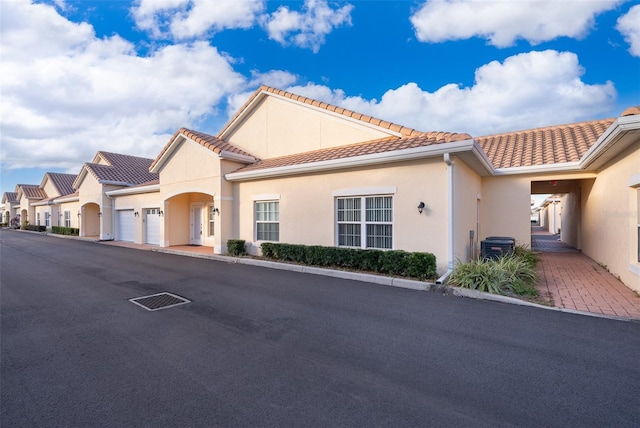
[129,292,190,311]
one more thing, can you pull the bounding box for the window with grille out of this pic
[337,196,392,249]
[255,201,279,241]
[64,211,71,228]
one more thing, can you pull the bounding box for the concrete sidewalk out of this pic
[532,227,640,319]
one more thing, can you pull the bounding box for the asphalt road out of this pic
[2,230,639,427]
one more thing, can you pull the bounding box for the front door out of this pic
[190,204,203,245]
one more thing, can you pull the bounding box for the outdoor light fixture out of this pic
[159,210,164,217]
[134,211,139,217]
[98,212,102,217]
[417,202,425,214]
[77,210,81,217]
[212,208,220,215]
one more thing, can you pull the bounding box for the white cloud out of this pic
[410,0,622,47]
[286,50,616,136]
[263,0,354,52]
[616,5,640,57]
[0,0,246,170]
[131,0,265,39]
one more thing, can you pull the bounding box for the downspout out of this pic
[436,153,454,284]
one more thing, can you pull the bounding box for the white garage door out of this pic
[145,208,161,245]
[117,210,135,242]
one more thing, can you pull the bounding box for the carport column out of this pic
[160,200,170,247]
[214,196,234,254]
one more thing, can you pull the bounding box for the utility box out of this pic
[481,237,515,259]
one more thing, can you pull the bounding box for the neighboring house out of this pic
[72,151,159,240]
[14,184,47,226]
[7,86,639,291]
[1,192,19,225]
[31,172,77,230]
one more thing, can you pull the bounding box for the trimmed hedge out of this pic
[24,225,46,232]
[260,242,437,280]
[227,239,247,256]
[51,226,79,236]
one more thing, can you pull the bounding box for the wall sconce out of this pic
[417,202,426,214]
[77,210,81,217]
[134,212,139,217]
[98,212,102,217]
[159,210,164,217]
[212,208,220,215]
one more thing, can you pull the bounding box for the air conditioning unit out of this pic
[481,237,515,259]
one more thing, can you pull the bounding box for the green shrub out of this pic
[25,225,46,232]
[51,226,79,236]
[258,242,437,280]
[449,254,538,296]
[227,239,247,256]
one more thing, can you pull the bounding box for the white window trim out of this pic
[208,204,216,237]
[332,187,397,197]
[335,195,394,250]
[255,200,279,242]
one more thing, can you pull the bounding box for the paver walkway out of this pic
[532,226,640,319]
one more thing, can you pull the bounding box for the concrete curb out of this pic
[17,231,631,323]
[152,248,637,322]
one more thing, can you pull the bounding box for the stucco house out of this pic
[1,192,19,225]
[122,86,638,290]
[31,172,77,230]
[72,151,159,240]
[5,86,639,291]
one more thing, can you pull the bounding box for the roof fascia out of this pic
[105,184,160,196]
[149,134,186,174]
[225,139,482,182]
[218,150,256,164]
[54,194,79,203]
[579,114,640,170]
[72,167,89,189]
[218,90,404,141]
[493,162,585,176]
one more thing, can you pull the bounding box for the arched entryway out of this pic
[164,192,215,248]
[82,203,100,238]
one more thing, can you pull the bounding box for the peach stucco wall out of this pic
[581,144,640,291]
[233,157,452,275]
[225,96,394,160]
[453,158,483,263]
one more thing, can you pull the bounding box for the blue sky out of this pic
[1,0,639,196]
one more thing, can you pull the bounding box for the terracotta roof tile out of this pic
[84,152,158,185]
[149,128,257,171]
[219,85,424,138]
[232,130,471,174]
[17,184,47,199]
[475,118,615,169]
[3,192,18,203]
[45,172,77,196]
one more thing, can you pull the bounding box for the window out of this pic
[208,205,216,236]
[64,210,71,228]
[255,201,279,241]
[337,196,393,249]
[45,212,50,228]
[37,212,41,226]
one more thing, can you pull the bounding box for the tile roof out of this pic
[232,131,471,174]
[149,128,257,171]
[2,192,18,203]
[475,118,615,169]
[219,85,424,138]
[82,152,158,185]
[16,184,47,199]
[45,172,77,196]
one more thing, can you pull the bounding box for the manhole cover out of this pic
[129,292,190,311]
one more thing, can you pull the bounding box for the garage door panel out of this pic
[145,208,161,245]
[117,210,134,242]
